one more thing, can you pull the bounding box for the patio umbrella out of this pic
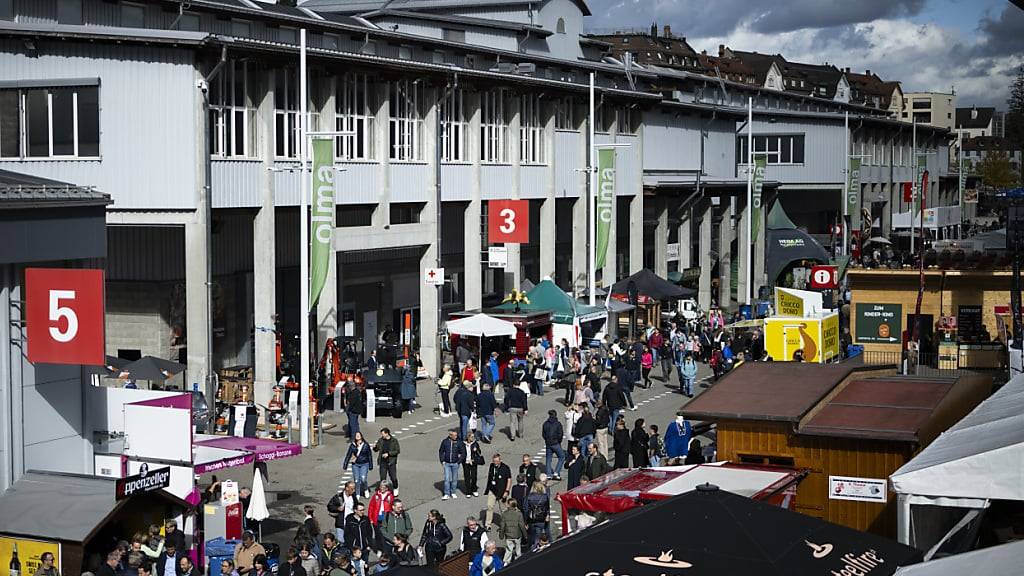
[88,355,130,377]
[865,236,892,245]
[246,468,270,540]
[121,356,185,382]
[445,313,517,338]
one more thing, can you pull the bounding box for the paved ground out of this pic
[207,361,714,552]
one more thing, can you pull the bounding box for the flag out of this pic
[751,157,766,239]
[595,148,615,269]
[846,158,861,229]
[309,137,335,310]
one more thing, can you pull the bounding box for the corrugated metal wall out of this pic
[751,118,845,185]
[481,164,514,199]
[390,163,431,202]
[213,161,262,208]
[642,110,703,173]
[0,40,198,209]
[520,165,546,199]
[106,226,185,282]
[441,164,474,202]
[554,131,581,197]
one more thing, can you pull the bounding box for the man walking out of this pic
[601,376,627,431]
[541,410,565,481]
[344,378,363,440]
[584,442,610,481]
[326,482,359,542]
[373,428,401,495]
[378,499,413,556]
[343,503,376,560]
[453,383,476,441]
[484,453,512,530]
[438,429,466,500]
[503,380,528,441]
[499,500,527,564]
[476,384,497,443]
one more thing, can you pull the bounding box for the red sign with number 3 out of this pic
[26,268,105,366]
[488,200,529,244]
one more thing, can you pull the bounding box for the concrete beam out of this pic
[464,91,483,310]
[654,197,668,278]
[506,96,522,288]
[718,201,732,309]
[629,122,644,275]
[253,68,277,408]
[332,223,432,252]
[419,86,441,374]
[679,210,692,269]
[539,103,556,280]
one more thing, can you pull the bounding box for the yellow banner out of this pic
[0,536,61,575]
[823,313,840,361]
[775,288,805,318]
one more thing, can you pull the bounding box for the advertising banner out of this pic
[847,157,861,229]
[309,137,335,310]
[595,148,615,269]
[115,464,171,500]
[823,313,840,361]
[751,157,766,238]
[855,303,902,344]
[829,475,887,503]
[0,537,60,575]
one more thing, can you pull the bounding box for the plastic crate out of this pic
[204,538,240,558]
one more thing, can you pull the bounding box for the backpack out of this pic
[527,499,547,523]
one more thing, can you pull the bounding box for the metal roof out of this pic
[362,8,553,36]
[0,20,212,45]
[303,0,592,17]
[0,170,112,210]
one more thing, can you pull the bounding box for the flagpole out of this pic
[911,118,916,255]
[588,72,596,307]
[299,28,310,448]
[843,110,849,256]
[745,96,752,306]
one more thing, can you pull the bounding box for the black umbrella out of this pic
[502,485,921,576]
[610,268,694,301]
[88,355,131,377]
[121,356,186,381]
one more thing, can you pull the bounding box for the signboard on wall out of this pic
[828,475,887,503]
[488,246,508,269]
[488,200,529,244]
[855,303,902,343]
[0,537,61,575]
[25,268,105,365]
[115,464,171,500]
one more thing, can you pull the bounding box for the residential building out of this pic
[903,91,956,131]
[719,47,850,102]
[955,107,995,139]
[589,24,704,73]
[962,137,1023,181]
[993,110,1006,138]
[845,69,903,118]
[0,0,951,492]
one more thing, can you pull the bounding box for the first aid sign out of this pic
[26,268,105,365]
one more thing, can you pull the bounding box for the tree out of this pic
[976,151,1018,188]
[1008,65,1024,152]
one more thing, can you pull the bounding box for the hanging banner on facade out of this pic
[751,157,766,238]
[846,158,861,230]
[913,155,928,204]
[309,137,335,310]
[595,148,616,269]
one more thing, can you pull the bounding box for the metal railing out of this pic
[858,349,1009,384]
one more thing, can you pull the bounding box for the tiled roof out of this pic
[0,170,111,209]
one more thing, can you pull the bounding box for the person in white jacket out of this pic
[564,404,582,453]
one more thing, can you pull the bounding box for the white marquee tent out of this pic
[893,540,1024,576]
[890,373,1024,555]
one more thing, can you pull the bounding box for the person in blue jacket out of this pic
[343,431,374,498]
[679,353,698,397]
[469,540,504,576]
[664,412,693,460]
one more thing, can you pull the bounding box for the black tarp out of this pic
[766,201,830,284]
[610,268,695,301]
[502,485,921,576]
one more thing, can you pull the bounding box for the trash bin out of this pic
[205,538,240,576]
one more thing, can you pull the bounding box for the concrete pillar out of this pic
[373,81,390,228]
[464,91,483,310]
[737,198,749,306]
[718,201,732,310]
[187,68,212,393]
[419,87,441,373]
[629,122,644,275]
[697,202,712,310]
[317,77,338,351]
[572,115,589,295]
[507,95,522,288]
[679,209,692,269]
[253,69,277,408]
[539,103,556,280]
[653,198,668,277]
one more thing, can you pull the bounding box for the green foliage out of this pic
[1007,65,1024,152]
[976,151,1018,189]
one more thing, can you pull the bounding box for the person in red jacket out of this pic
[367,481,395,527]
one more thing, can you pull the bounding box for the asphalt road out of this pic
[209,361,714,554]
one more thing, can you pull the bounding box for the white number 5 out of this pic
[499,208,516,234]
[48,289,78,343]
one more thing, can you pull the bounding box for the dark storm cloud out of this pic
[809,24,871,52]
[584,0,926,35]
[972,4,1024,57]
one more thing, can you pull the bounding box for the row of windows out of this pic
[737,134,806,165]
[0,86,99,159]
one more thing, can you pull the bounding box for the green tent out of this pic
[497,279,605,324]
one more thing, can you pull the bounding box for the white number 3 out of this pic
[48,289,78,343]
[498,208,516,234]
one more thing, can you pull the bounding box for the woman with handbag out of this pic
[462,432,484,497]
[419,510,453,567]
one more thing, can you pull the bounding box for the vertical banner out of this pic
[914,154,928,207]
[751,157,766,238]
[309,137,335,310]
[846,157,861,230]
[595,147,615,269]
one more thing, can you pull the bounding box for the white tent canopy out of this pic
[445,313,517,338]
[890,373,1024,549]
[893,540,1024,576]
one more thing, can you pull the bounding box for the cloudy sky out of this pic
[583,0,1023,109]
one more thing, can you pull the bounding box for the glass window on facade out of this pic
[210,60,257,158]
[480,89,508,163]
[519,93,545,164]
[121,3,145,27]
[738,134,805,165]
[389,79,422,161]
[336,72,376,161]
[275,68,300,158]
[440,88,467,162]
[1,85,99,158]
[554,96,575,130]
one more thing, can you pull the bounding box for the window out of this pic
[322,33,340,50]
[519,94,545,164]
[737,134,805,165]
[209,60,257,158]
[230,19,250,37]
[389,202,423,224]
[480,89,508,163]
[615,107,636,134]
[176,13,200,31]
[912,99,930,110]
[278,26,297,44]
[556,17,566,34]
[275,68,300,158]
[554,96,575,130]
[440,88,467,162]
[335,73,376,161]
[594,103,613,133]
[389,79,422,161]
[57,0,83,25]
[0,85,99,158]
[121,3,145,27]
[442,28,465,43]
[0,0,11,21]
[913,112,931,124]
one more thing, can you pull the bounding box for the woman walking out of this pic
[342,431,373,498]
[640,345,653,389]
[437,364,454,416]
[612,419,631,469]
[419,510,453,567]
[462,432,484,497]
[630,418,650,469]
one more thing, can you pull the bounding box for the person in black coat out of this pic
[418,510,453,567]
[453,384,476,440]
[565,444,585,490]
[612,419,631,469]
[630,418,650,468]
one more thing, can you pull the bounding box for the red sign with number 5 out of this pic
[26,268,105,366]
[488,200,529,244]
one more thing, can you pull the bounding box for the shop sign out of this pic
[666,243,679,262]
[221,480,239,505]
[775,288,805,317]
[823,313,840,361]
[828,475,887,503]
[0,537,61,575]
[115,464,171,500]
[488,246,508,269]
[25,268,105,366]
[855,303,902,344]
